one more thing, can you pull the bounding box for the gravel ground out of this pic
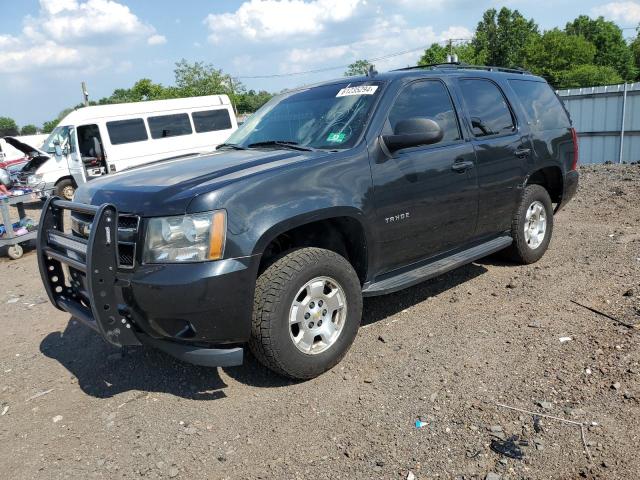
[0,164,638,480]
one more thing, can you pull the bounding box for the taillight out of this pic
[570,127,579,170]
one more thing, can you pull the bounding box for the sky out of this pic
[1,0,639,127]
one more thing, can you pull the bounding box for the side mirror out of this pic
[54,144,63,157]
[381,118,443,153]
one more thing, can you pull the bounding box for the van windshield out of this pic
[224,81,383,150]
[43,125,75,154]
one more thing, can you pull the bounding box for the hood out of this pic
[3,136,49,157]
[74,148,329,216]
[2,137,51,173]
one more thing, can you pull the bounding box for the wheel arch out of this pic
[253,207,371,284]
[524,165,563,204]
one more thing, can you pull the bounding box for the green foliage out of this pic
[0,117,19,136]
[632,29,640,78]
[523,29,597,86]
[20,124,38,135]
[472,7,539,67]
[41,107,74,133]
[235,90,273,114]
[419,7,637,88]
[554,64,623,88]
[344,60,374,76]
[566,16,637,80]
[418,43,477,65]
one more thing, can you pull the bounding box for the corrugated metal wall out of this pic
[557,83,639,164]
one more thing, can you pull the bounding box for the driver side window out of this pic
[387,80,461,143]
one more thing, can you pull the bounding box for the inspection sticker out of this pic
[326,132,347,143]
[336,85,378,97]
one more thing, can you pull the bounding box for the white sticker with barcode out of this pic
[336,85,378,97]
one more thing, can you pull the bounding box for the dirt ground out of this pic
[0,164,638,480]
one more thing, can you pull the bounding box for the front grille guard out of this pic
[37,196,141,347]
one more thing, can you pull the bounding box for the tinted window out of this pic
[192,109,233,133]
[148,113,192,139]
[106,119,148,145]
[388,80,460,143]
[459,79,515,137]
[509,80,570,131]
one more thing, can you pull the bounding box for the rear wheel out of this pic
[504,184,553,264]
[55,179,75,201]
[249,247,362,379]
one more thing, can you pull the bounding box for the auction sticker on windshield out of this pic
[336,85,378,97]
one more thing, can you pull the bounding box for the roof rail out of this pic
[393,62,531,75]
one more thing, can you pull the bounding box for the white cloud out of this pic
[205,0,363,43]
[148,34,167,45]
[0,0,164,73]
[593,1,640,23]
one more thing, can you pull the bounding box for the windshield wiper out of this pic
[216,143,247,151]
[247,140,316,152]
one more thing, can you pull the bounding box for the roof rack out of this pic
[393,62,531,75]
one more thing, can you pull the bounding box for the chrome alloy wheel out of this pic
[289,276,347,355]
[61,185,75,201]
[524,200,547,249]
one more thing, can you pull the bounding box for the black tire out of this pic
[249,247,362,379]
[55,178,76,201]
[504,184,553,264]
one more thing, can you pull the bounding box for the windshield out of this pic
[225,81,383,150]
[42,125,75,154]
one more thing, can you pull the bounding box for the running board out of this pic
[362,236,512,297]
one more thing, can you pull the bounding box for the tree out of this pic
[0,117,19,136]
[344,60,374,76]
[554,64,622,89]
[523,29,596,86]
[566,15,637,80]
[20,124,38,135]
[472,7,539,67]
[41,107,74,134]
[629,27,640,80]
[418,42,477,65]
[236,90,273,113]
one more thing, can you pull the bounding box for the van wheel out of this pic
[55,179,75,201]
[504,184,553,264]
[249,247,362,379]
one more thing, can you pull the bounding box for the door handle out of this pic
[451,160,474,173]
[515,147,531,158]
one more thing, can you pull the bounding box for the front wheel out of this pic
[55,179,76,201]
[249,247,363,379]
[504,184,554,264]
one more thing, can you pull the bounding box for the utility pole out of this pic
[81,81,89,106]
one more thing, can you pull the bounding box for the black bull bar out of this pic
[37,196,141,347]
[36,196,244,367]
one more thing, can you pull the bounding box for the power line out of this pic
[235,38,472,79]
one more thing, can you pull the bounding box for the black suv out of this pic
[37,64,579,379]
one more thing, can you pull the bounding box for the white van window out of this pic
[43,125,76,154]
[148,113,192,139]
[107,119,148,145]
[192,109,232,133]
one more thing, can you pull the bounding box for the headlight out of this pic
[27,174,43,185]
[143,210,226,263]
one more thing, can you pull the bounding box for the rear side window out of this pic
[459,79,515,137]
[192,109,233,133]
[509,80,570,131]
[106,118,148,145]
[148,113,192,139]
[388,80,461,143]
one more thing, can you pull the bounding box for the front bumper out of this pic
[36,197,259,367]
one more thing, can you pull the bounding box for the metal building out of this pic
[557,82,639,164]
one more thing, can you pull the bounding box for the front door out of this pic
[456,78,531,237]
[371,79,479,274]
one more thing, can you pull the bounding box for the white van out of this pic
[10,95,237,199]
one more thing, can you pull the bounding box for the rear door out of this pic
[455,78,531,237]
[371,79,479,273]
